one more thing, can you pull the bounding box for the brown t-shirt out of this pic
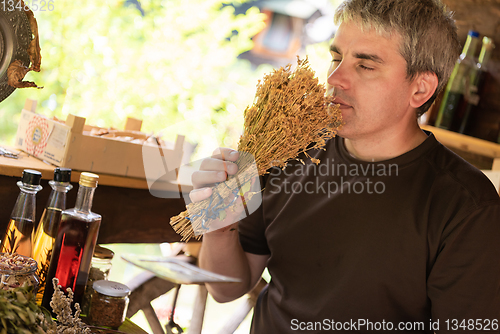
[239,132,500,333]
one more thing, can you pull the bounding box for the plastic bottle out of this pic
[32,167,72,304]
[435,30,480,131]
[42,172,101,311]
[0,169,43,256]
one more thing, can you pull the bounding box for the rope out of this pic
[185,172,254,233]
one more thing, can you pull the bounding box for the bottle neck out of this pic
[46,180,73,210]
[463,35,479,59]
[11,182,43,222]
[75,184,97,213]
[478,42,493,68]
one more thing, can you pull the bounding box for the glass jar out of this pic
[0,252,40,299]
[88,280,130,329]
[81,245,114,315]
[90,245,114,280]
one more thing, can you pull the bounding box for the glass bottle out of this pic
[458,36,494,134]
[0,169,42,256]
[435,30,480,131]
[42,172,101,312]
[32,167,72,305]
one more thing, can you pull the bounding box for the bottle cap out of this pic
[54,167,72,182]
[93,245,115,260]
[93,280,130,297]
[22,169,42,186]
[79,172,99,188]
[481,36,494,49]
[468,30,480,38]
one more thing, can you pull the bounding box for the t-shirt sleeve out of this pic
[238,176,271,255]
[427,202,500,331]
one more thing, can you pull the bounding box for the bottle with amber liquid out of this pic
[42,172,101,312]
[32,167,72,304]
[0,169,42,256]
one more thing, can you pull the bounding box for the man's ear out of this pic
[410,71,438,109]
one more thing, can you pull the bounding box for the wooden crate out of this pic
[15,99,184,180]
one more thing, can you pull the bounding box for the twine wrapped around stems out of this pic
[170,57,343,241]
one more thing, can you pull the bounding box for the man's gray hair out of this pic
[335,0,461,115]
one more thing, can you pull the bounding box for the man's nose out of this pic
[327,63,349,91]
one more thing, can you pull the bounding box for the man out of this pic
[191,0,500,332]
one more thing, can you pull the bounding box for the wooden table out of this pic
[86,318,148,334]
[0,145,193,244]
[117,319,149,334]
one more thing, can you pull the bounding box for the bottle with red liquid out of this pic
[42,172,101,312]
[0,169,43,256]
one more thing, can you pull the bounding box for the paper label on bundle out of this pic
[187,152,262,235]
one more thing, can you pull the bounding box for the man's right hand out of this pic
[189,147,242,233]
[189,147,240,202]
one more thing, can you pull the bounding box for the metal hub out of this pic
[0,8,32,102]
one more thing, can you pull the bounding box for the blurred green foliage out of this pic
[0,0,272,159]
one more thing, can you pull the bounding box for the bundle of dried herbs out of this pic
[170,57,343,241]
[0,276,93,333]
[0,283,55,334]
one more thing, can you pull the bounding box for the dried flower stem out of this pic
[49,277,91,334]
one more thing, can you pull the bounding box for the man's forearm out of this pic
[199,227,254,303]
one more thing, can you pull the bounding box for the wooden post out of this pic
[216,278,268,334]
[125,117,143,131]
[187,285,208,334]
[492,158,500,171]
[24,99,37,112]
[66,114,86,135]
[142,304,165,334]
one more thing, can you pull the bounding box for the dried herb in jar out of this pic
[0,252,39,294]
[88,280,130,329]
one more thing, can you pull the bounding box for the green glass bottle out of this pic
[458,36,494,134]
[435,30,480,131]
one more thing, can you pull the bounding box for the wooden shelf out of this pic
[421,125,500,171]
[0,144,192,191]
